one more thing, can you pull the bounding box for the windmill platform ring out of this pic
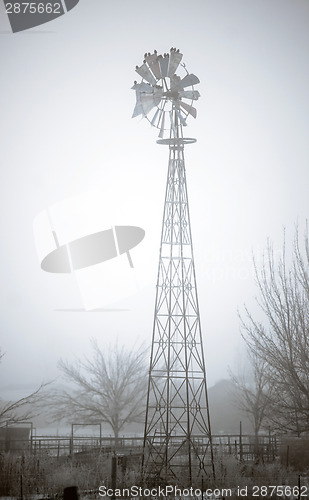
[156,137,197,146]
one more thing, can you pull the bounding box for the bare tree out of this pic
[230,351,274,457]
[49,340,148,441]
[240,225,309,434]
[0,349,50,426]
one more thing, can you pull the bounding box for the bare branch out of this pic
[239,224,309,435]
[0,377,52,426]
[47,340,148,440]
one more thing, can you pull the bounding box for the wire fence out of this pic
[1,432,308,498]
[0,432,278,460]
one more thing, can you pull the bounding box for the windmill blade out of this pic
[151,108,161,127]
[179,100,197,118]
[158,55,169,78]
[178,73,200,89]
[169,111,177,136]
[145,53,161,79]
[158,112,165,138]
[131,82,154,92]
[179,90,200,100]
[145,52,157,64]
[135,63,157,86]
[149,60,161,79]
[170,74,182,92]
[175,108,187,127]
[168,51,183,78]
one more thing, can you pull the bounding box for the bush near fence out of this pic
[280,436,309,470]
[0,451,111,497]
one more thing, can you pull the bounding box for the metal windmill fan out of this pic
[132,48,200,138]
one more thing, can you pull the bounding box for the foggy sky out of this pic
[0,0,309,401]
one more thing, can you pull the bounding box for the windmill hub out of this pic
[163,89,179,100]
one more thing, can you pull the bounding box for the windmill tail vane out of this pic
[132,48,200,140]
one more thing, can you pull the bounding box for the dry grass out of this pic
[0,451,308,499]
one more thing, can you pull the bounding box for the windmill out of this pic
[132,49,215,487]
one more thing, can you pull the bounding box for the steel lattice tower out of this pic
[132,49,215,487]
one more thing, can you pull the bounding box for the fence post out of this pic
[70,424,74,456]
[20,474,23,500]
[239,421,243,461]
[267,427,271,462]
[272,435,276,461]
[111,454,117,499]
